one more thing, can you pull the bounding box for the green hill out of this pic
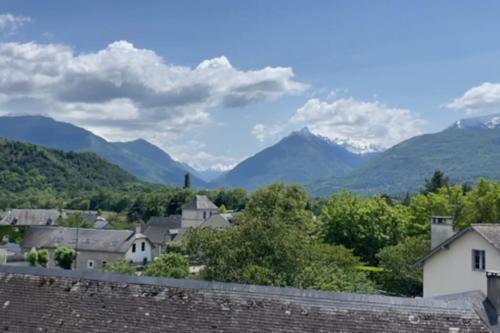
[0,138,141,194]
[310,122,500,196]
[0,115,207,188]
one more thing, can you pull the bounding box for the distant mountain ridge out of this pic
[214,127,378,190]
[310,113,500,196]
[0,138,139,194]
[0,115,207,187]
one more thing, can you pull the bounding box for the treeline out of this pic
[144,173,500,297]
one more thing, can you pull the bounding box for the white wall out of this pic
[125,238,152,264]
[423,230,500,297]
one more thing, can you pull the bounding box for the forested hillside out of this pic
[0,138,144,207]
[0,115,207,187]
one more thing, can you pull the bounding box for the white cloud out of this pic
[0,13,31,35]
[251,123,285,142]
[165,140,241,171]
[291,98,424,150]
[0,40,307,163]
[447,82,500,114]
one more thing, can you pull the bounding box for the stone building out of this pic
[181,195,218,228]
[21,226,153,270]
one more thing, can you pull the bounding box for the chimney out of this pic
[487,271,500,314]
[133,222,144,234]
[431,216,455,249]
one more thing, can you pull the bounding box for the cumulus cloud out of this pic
[166,140,241,172]
[0,13,31,35]
[291,98,424,150]
[251,123,285,142]
[447,82,500,114]
[0,40,306,142]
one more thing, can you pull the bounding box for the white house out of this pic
[21,225,154,270]
[417,221,500,297]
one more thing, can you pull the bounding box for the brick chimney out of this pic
[431,216,455,249]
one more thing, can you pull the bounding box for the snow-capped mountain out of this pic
[451,113,500,130]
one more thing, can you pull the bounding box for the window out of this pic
[141,241,145,252]
[132,243,136,253]
[87,260,94,269]
[143,257,148,265]
[203,211,207,219]
[472,249,486,271]
[102,261,107,268]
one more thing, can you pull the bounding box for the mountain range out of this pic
[2,114,500,196]
[0,115,207,188]
[213,127,378,190]
[309,114,500,196]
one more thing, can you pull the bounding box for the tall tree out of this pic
[422,170,449,194]
[184,173,191,189]
[320,192,409,265]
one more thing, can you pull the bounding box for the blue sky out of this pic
[2,1,500,170]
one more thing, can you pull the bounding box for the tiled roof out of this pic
[144,215,182,244]
[0,209,62,226]
[0,265,492,332]
[182,195,218,210]
[200,214,231,229]
[472,224,500,250]
[416,224,500,266]
[21,226,137,253]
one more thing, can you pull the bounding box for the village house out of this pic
[0,265,496,332]
[145,195,231,255]
[417,217,500,297]
[181,195,219,228]
[0,209,63,226]
[0,209,107,228]
[144,215,182,257]
[21,225,153,270]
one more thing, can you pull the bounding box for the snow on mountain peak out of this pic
[452,113,500,129]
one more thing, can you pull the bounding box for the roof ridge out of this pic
[0,265,475,310]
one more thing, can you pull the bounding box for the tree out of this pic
[37,249,49,268]
[184,173,191,189]
[54,246,76,269]
[102,260,136,275]
[376,237,429,296]
[320,192,409,264]
[185,184,375,293]
[422,170,449,194]
[143,253,189,278]
[295,243,376,293]
[218,204,227,214]
[27,248,49,268]
[59,212,93,228]
[27,248,38,267]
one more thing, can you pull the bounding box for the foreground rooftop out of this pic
[0,265,493,332]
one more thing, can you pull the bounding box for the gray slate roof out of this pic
[0,265,493,332]
[416,224,500,265]
[182,195,218,210]
[144,215,182,244]
[0,209,62,226]
[21,226,138,253]
[200,214,231,229]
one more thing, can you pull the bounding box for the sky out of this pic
[1,1,500,171]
